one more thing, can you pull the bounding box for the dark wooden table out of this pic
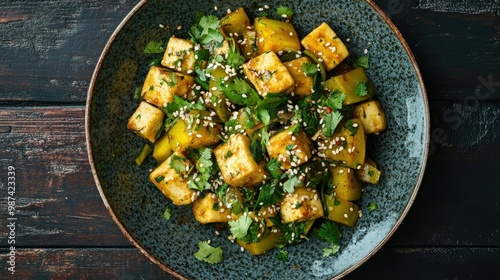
[1,0,499,279]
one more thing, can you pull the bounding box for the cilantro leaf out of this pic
[318,221,341,245]
[322,111,343,137]
[322,90,346,111]
[345,119,359,136]
[323,245,340,257]
[266,158,282,179]
[353,56,369,69]
[368,202,378,211]
[283,175,302,193]
[154,175,165,183]
[144,40,165,54]
[277,6,293,18]
[162,206,172,221]
[169,154,187,174]
[354,81,369,97]
[188,147,215,191]
[255,93,287,125]
[190,15,224,48]
[276,249,289,262]
[302,62,318,76]
[222,78,261,106]
[255,182,283,209]
[194,241,223,264]
[229,214,252,239]
[250,138,264,163]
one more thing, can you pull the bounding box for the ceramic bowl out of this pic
[86,0,429,279]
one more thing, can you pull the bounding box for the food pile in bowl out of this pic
[126,5,387,261]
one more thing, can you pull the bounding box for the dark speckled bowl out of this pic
[86,0,429,279]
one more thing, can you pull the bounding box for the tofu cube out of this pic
[214,134,267,187]
[243,51,295,97]
[149,152,197,206]
[266,130,313,170]
[241,29,259,60]
[127,101,164,143]
[167,110,221,153]
[161,36,196,73]
[254,17,301,54]
[141,66,195,107]
[280,187,324,223]
[301,22,349,71]
[284,57,315,98]
[192,193,232,224]
[353,100,387,134]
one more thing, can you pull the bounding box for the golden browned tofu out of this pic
[161,36,196,73]
[167,110,221,153]
[243,51,295,97]
[141,66,195,107]
[353,100,387,134]
[127,101,164,143]
[149,152,196,206]
[254,17,301,54]
[214,134,267,187]
[192,193,233,224]
[280,187,324,223]
[266,130,313,170]
[284,57,315,98]
[301,22,349,71]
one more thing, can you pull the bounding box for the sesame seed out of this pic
[214,5,218,10]
[344,214,349,218]
[259,37,264,42]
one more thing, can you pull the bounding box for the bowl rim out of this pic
[85,0,430,279]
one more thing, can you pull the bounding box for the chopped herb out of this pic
[317,221,341,256]
[144,40,165,54]
[189,14,224,49]
[368,202,378,211]
[154,175,165,183]
[276,248,289,262]
[322,90,346,111]
[224,150,233,158]
[265,158,282,179]
[294,201,302,209]
[134,86,142,99]
[322,111,343,137]
[255,182,283,209]
[148,85,154,91]
[221,78,261,106]
[189,147,215,191]
[302,62,318,76]
[354,81,369,97]
[169,154,187,174]
[162,206,172,220]
[353,56,369,70]
[194,241,223,264]
[250,138,264,163]
[228,214,252,239]
[283,175,302,193]
[255,93,287,126]
[345,119,359,136]
[277,6,293,18]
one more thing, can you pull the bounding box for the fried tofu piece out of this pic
[161,36,196,74]
[127,101,164,143]
[243,51,295,97]
[301,22,349,71]
[141,66,195,107]
[266,130,313,170]
[214,134,267,187]
[280,187,324,223]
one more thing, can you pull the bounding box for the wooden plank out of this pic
[381,0,500,100]
[0,106,131,247]
[0,0,137,103]
[0,0,498,103]
[0,102,499,249]
[0,247,498,279]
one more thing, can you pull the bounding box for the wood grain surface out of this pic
[1,0,499,279]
